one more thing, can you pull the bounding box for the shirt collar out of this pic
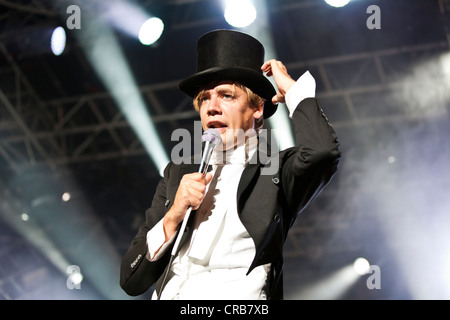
[210,130,258,165]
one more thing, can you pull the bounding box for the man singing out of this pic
[120,29,341,300]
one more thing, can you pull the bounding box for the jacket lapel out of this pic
[237,134,273,214]
[236,162,260,215]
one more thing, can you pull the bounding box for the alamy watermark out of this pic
[365,264,381,290]
[66,5,81,30]
[64,4,382,31]
[366,5,381,30]
[171,121,279,176]
[65,4,381,31]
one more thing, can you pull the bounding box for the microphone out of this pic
[198,128,222,175]
[157,129,222,299]
[170,128,222,255]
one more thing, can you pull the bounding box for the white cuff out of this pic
[146,218,176,261]
[285,70,316,118]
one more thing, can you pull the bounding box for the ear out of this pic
[252,101,264,120]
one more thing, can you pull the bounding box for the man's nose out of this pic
[207,95,221,115]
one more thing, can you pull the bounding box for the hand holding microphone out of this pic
[162,172,213,242]
[162,129,222,251]
[157,129,221,299]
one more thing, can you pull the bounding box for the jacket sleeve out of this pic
[280,98,341,220]
[119,162,173,296]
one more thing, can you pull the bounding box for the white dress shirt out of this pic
[147,71,316,300]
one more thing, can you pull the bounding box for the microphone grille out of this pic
[201,129,222,146]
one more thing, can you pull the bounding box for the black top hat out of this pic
[178,30,277,118]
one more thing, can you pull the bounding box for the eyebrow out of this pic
[215,86,237,96]
[198,86,237,99]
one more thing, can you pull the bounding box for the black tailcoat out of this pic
[120,98,341,299]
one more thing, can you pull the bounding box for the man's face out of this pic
[198,82,263,150]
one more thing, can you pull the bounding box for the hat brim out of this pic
[178,67,278,119]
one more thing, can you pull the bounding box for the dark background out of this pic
[1,0,449,300]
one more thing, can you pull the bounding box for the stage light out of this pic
[70,270,84,286]
[324,0,351,8]
[139,17,164,45]
[224,0,257,28]
[62,192,71,202]
[50,26,66,56]
[353,257,370,275]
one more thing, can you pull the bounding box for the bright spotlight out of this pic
[224,0,257,28]
[62,192,71,202]
[139,17,164,45]
[353,257,371,275]
[325,0,351,7]
[70,270,84,286]
[50,26,66,56]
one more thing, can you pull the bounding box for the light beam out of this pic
[242,0,295,150]
[76,6,169,175]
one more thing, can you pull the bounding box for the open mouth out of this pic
[207,121,228,133]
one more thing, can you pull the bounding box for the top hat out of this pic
[178,29,277,118]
